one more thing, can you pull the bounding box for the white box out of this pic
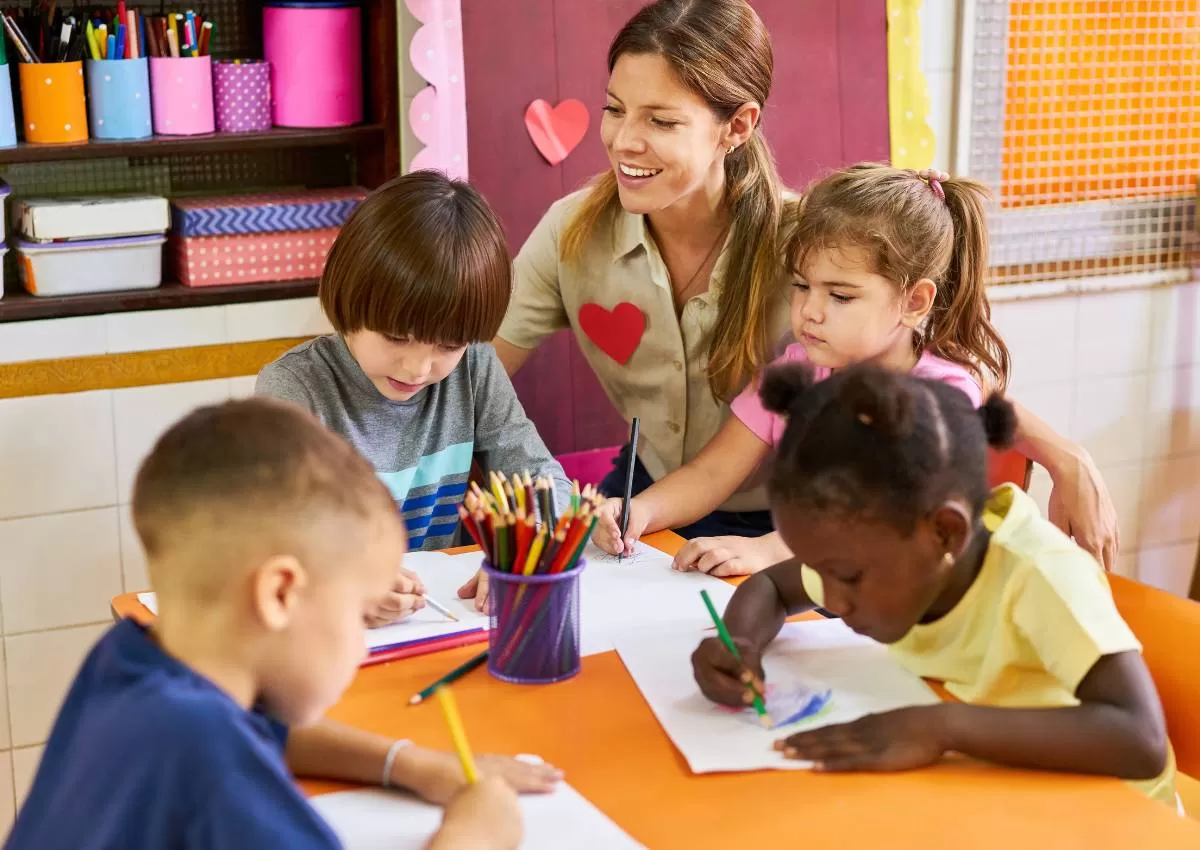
[16,195,169,242]
[15,235,165,297]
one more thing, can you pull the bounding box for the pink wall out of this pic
[463,0,889,454]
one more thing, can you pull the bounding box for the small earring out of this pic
[726,144,736,154]
[941,552,954,567]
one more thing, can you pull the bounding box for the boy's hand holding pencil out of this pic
[365,565,427,627]
[691,631,768,716]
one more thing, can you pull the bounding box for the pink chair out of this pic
[556,446,621,488]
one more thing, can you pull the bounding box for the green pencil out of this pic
[700,589,770,728]
[408,650,489,705]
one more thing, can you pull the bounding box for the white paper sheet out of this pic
[135,541,735,659]
[615,617,941,773]
[576,540,735,655]
[309,783,644,850]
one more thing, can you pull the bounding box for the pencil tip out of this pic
[408,695,422,705]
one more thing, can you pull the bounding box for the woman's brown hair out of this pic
[320,170,511,347]
[560,0,784,401]
[786,163,1011,390]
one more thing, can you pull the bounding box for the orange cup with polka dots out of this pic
[18,61,88,144]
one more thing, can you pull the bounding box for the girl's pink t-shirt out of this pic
[730,343,984,446]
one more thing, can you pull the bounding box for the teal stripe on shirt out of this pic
[375,441,475,504]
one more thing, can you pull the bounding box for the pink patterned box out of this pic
[171,228,339,287]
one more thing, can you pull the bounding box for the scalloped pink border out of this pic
[406,0,468,178]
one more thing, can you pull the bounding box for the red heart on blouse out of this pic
[578,302,645,365]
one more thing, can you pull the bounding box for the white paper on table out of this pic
[309,783,644,850]
[575,540,735,656]
[136,541,734,658]
[364,550,489,650]
[615,617,941,774]
[135,551,490,651]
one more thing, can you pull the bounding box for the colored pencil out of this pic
[408,651,489,705]
[423,595,460,623]
[700,590,769,728]
[435,686,479,783]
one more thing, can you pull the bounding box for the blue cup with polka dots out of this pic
[85,58,152,140]
[0,64,16,147]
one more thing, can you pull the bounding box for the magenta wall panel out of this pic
[462,0,890,456]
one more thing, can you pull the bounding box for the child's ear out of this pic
[723,101,762,152]
[252,554,308,631]
[901,278,937,330]
[930,501,972,557]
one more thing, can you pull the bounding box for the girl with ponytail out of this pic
[690,363,1177,809]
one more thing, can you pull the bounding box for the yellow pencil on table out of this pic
[435,686,479,783]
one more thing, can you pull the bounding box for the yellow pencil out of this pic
[522,527,547,575]
[435,686,479,784]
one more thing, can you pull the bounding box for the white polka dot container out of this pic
[18,60,88,144]
[0,64,16,148]
[213,60,271,134]
[85,58,152,141]
[149,55,215,136]
[263,3,363,128]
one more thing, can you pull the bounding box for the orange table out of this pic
[112,532,1200,848]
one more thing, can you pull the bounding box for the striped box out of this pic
[170,187,366,237]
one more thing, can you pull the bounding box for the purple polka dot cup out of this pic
[149,55,214,136]
[213,60,271,134]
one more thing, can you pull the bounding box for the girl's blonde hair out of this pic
[560,0,784,402]
[786,163,1010,390]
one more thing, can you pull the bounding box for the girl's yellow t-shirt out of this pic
[800,485,1177,806]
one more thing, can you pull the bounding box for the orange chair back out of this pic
[988,448,1032,490]
[1109,574,1200,777]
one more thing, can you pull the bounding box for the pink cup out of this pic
[149,55,215,136]
[263,4,363,128]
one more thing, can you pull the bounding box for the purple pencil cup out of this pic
[484,560,585,685]
[213,60,271,133]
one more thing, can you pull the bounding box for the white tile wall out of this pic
[1149,281,1200,371]
[1070,374,1149,467]
[0,316,107,365]
[0,751,13,836]
[1096,462,1144,552]
[1140,453,1200,549]
[1075,289,1155,379]
[113,380,231,503]
[105,306,227,355]
[991,297,1080,390]
[1133,540,1199,598]
[10,746,41,811]
[1145,364,1200,461]
[6,625,107,748]
[0,391,116,520]
[118,505,149,594]
[228,375,259,399]
[226,297,331,344]
[0,509,122,634]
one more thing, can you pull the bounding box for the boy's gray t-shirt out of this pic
[256,335,571,551]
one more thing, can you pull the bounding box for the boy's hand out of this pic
[673,535,772,577]
[456,568,489,613]
[774,705,948,772]
[365,565,426,627]
[593,497,649,556]
[398,748,562,806]
[691,635,765,708]
[432,776,522,850]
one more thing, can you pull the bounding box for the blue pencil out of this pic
[138,15,146,59]
[106,33,116,61]
[113,25,125,61]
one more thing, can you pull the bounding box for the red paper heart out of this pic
[578,302,645,365]
[525,99,589,165]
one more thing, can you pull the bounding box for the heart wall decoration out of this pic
[525,98,589,166]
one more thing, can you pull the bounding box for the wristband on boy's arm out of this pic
[381,739,413,788]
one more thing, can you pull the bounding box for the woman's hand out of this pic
[672,534,785,577]
[593,497,650,556]
[1046,449,1119,571]
[775,705,949,772]
[365,565,426,627]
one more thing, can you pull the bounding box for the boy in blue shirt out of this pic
[5,398,561,850]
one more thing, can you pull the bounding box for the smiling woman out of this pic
[494,0,793,542]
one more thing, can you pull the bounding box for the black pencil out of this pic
[408,650,489,705]
[617,417,640,562]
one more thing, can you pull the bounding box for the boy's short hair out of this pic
[132,398,401,597]
[320,170,512,346]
